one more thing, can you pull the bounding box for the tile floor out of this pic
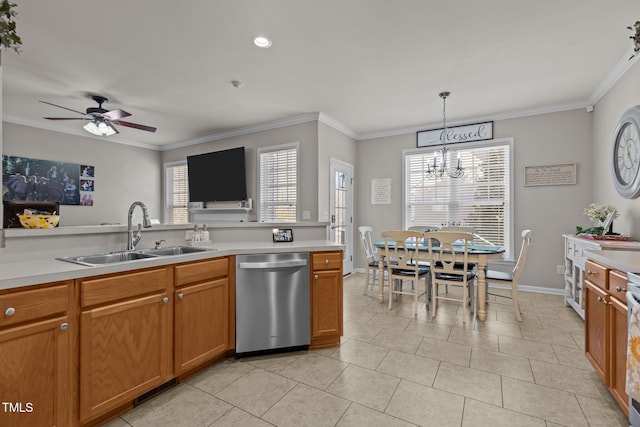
[103,274,629,427]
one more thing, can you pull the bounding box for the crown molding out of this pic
[317,112,358,139]
[356,100,589,141]
[3,115,161,151]
[161,113,322,151]
[588,46,639,106]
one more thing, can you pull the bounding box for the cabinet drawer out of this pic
[585,260,608,290]
[312,251,342,271]
[175,257,229,287]
[610,270,628,304]
[0,282,69,327]
[80,267,170,307]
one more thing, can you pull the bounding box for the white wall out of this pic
[355,109,592,290]
[162,121,319,222]
[3,122,162,225]
[317,121,358,221]
[591,61,640,235]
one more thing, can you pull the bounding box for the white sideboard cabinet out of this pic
[563,234,640,319]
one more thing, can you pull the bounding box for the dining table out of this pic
[374,241,505,321]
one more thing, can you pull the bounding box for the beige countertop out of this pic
[584,249,640,274]
[0,240,342,291]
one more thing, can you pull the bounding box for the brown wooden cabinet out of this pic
[0,281,73,427]
[78,267,172,424]
[310,251,343,349]
[174,257,231,375]
[584,259,629,416]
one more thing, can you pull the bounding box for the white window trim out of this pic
[402,137,515,259]
[256,142,300,223]
[163,160,189,224]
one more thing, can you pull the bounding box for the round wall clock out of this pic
[611,106,640,198]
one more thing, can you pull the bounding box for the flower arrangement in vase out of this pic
[576,203,618,236]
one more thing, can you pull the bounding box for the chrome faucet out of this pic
[127,201,152,250]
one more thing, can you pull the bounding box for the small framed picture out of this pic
[272,228,294,242]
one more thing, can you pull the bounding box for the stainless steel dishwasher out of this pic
[235,252,310,354]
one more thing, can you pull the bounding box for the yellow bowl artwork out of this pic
[18,215,60,229]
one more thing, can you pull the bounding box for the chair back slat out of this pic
[358,226,378,262]
[512,229,532,279]
[381,230,422,271]
[424,231,473,277]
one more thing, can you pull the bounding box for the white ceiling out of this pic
[2,1,640,150]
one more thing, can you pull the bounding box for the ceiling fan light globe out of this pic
[84,120,117,136]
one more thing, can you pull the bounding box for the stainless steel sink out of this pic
[56,245,214,267]
[57,251,159,267]
[138,245,214,256]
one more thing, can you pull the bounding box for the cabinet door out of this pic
[79,293,171,423]
[175,278,229,375]
[311,270,343,340]
[0,317,71,427]
[584,280,608,383]
[610,295,630,416]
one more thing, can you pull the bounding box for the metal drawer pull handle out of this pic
[314,274,319,280]
[325,259,330,264]
[162,297,169,304]
[60,322,69,331]
[178,293,184,300]
[5,307,15,316]
[596,296,610,306]
[616,286,627,292]
[587,270,594,275]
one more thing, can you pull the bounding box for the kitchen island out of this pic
[0,224,343,427]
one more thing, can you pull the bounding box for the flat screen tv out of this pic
[187,147,247,203]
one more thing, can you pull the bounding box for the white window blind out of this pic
[404,140,512,258]
[164,162,189,224]
[258,144,298,222]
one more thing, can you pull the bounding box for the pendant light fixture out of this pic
[425,91,464,179]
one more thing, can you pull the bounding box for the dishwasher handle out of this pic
[238,259,308,269]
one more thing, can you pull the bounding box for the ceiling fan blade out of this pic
[39,100,86,116]
[102,109,131,121]
[43,117,88,120]
[114,120,157,133]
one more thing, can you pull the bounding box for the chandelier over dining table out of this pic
[425,91,464,179]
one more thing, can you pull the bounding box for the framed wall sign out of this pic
[417,121,493,147]
[272,228,294,242]
[524,163,577,186]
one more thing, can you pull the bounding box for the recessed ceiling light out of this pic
[252,35,272,48]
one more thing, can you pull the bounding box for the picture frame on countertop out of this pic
[272,228,294,243]
[602,210,616,234]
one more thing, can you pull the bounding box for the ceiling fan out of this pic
[40,95,157,136]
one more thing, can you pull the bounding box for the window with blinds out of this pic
[164,161,189,224]
[258,144,298,222]
[404,140,512,257]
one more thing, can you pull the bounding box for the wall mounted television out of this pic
[187,147,248,203]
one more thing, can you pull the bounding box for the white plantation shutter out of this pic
[404,140,512,258]
[164,161,189,224]
[258,144,298,222]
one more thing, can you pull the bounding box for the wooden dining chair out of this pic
[358,226,385,294]
[424,231,477,323]
[485,229,531,321]
[381,230,430,316]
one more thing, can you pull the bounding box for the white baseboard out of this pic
[351,269,564,296]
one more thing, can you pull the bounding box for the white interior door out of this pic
[329,159,353,275]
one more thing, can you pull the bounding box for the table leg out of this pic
[377,257,384,304]
[477,261,487,321]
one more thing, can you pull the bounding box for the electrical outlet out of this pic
[557,265,566,275]
[302,210,311,220]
